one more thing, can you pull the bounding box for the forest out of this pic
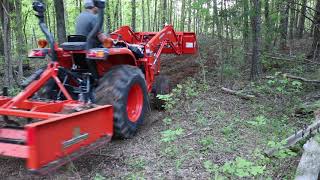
[1,0,320,179]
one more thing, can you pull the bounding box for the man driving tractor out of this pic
[76,0,99,37]
[75,0,144,58]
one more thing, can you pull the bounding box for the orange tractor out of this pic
[0,0,197,174]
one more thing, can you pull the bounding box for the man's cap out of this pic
[84,0,94,9]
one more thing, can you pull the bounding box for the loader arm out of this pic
[145,25,182,57]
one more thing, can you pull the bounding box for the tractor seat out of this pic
[61,35,87,51]
[61,42,87,51]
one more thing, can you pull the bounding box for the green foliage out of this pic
[157,84,182,110]
[9,87,22,96]
[203,157,265,178]
[203,160,226,179]
[220,125,234,136]
[221,64,239,79]
[125,172,145,180]
[221,157,265,177]
[253,72,304,95]
[162,117,173,125]
[160,128,184,143]
[160,145,179,158]
[247,115,267,127]
[267,141,297,159]
[195,112,208,125]
[94,173,106,180]
[200,136,214,152]
[158,78,208,111]
[127,158,146,171]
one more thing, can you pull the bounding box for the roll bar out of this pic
[32,1,57,62]
[32,0,106,62]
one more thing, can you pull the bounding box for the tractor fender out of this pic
[107,48,137,66]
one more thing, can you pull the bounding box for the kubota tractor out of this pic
[0,0,197,174]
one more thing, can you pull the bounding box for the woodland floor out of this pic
[1,37,320,179]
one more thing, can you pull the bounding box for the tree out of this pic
[153,0,158,31]
[297,0,307,38]
[309,0,320,59]
[212,0,219,37]
[54,0,66,44]
[0,24,3,57]
[131,0,136,31]
[113,0,119,30]
[180,0,186,31]
[147,0,151,31]
[243,0,250,61]
[188,0,192,32]
[264,0,271,50]
[1,0,14,87]
[250,0,262,80]
[279,1,289,49]
[14,0,26,84]
[162,0,167,26]
[289,0,295,41]
[105,0,111,33]
[142,0,145,30]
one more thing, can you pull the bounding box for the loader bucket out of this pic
[0,105,113,174]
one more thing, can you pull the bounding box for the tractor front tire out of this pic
[95,65,149,139]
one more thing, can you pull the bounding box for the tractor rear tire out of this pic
[152,75,171,110]
[95,65,149,139]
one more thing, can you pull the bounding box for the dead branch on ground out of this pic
[221,87,256,100]
[283,74,320,84]
[265,118,320,157]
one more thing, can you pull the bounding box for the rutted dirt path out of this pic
[0,54,203,179]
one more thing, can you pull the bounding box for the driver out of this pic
[75,0,99,37]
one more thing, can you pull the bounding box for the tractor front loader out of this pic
[0,0,197,174]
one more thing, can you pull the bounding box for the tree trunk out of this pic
[169,0,173,24]
[105,0,111,34]
[142,0,145,31]
[0,2,3,56]
[204,1,211,35]
[1,0,13,87]
[14,0,26,84]
[162,0,167,27]
[187,0,192,32]
[54,0,66,44]
[180,0,186,31]
[309,0,320,60]
[264,0,271,50]
[279,1,289,49]
[118,0,122,27]
[243,0,250,62]
[113,0,119,30]
[0,26,3,57]
[223,0,229,39]
[131,0,136,31]
[297,0,307,38]
[147,0,151,31]
[212,0,219,38]
[250,0,262,80]
[289,0,295,41]
[153,0,158,31]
